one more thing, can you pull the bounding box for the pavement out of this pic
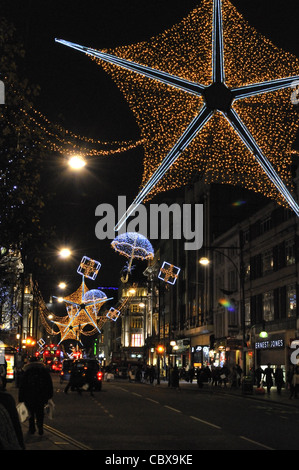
[4,378,299,451]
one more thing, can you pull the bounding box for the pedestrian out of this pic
[0,359,7,390]
[290,366,299,399]
[0,391,25,449]
[235,364,242,387]
[188,367,195,384]
[263,363,274,394]
[18,357,53,435]
[171,365,180,389]
[149,365,156,384]
[64,361,82,394]
[274,365,284,394]
[254,365,263,388]
[220,364,229,388]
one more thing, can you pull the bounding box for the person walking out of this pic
[64,361,82,394]
[18,357,53,436]
[0,359,7,390]
[0,391,25,449]
[290,366,299,399]
[263,363,274,394]
[255,365,263,388]
[171,365,180,390]
[274,365,284,394]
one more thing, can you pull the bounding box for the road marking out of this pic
[190,415,221,429]
[146,398,159,404]
[132,392,142,397]
[164,405,181,413]
[239,436,274,450]
[44,424,92,450]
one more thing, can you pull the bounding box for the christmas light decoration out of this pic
[106,307,121,322]
[158,261,180,285]
[3,80,144,158]
[111,232,154,283]
[52,282,112,343]
[77,256,101,280]
[56,0,299,228]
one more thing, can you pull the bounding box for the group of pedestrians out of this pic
[0,356,53,450]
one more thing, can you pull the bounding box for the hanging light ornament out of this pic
[111,232,154,283]
[56,0,299,229]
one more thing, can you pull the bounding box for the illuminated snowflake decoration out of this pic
[158,261,180,285]
[56,0,299,228]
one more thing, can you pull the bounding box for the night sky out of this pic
[2,0,299,301]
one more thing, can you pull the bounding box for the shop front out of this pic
[254,333,286,381]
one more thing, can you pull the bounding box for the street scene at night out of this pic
[1,0,299,457]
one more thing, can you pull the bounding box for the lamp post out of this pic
[199,234,246,372]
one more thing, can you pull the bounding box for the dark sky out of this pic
[3,0,299,300]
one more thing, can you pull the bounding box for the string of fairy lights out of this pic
[2,79,144,158]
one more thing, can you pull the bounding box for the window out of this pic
[245,301,250,326]
[131,334,143,347]
[263,291,274,322]
[130,317,143,329]
[285,239,295,266]
[287,285,297,318]
[262,250,273,275]
[260,216,272,234]
[244,263,250,281]
[228,269,237,291]
[131,304,140,313]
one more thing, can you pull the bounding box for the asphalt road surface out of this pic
[27,374,299,452]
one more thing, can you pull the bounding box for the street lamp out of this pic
[59,248,72,259]
[68,155,86,170]
[199,257,210,266]
[199,242,246,372]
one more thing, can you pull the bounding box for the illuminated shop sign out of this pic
[255,338,284,350]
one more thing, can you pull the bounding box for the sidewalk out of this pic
[5,381,80,451]
[165,378,299,407]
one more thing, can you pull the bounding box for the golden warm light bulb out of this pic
[59,248,71,258]
[68,155,86,170]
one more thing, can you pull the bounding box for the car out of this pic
[73,358,103,391]
[60,359,74,383]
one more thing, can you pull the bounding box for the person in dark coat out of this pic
[263,363,274,394]
[64,361,83,394]
[274,365,284,394]
[171,365,180,389]
[0,391,25,449]
[18,357,53,435]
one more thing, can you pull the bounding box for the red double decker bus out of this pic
[42,344,64,372]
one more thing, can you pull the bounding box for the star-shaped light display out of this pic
[53,281,113,343]
[56,0,299,228]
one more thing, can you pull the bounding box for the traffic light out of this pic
[156,345,165,354]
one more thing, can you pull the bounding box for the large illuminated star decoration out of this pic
[52,283,113,344]
[51,257,113,343]
[56,0,299,228]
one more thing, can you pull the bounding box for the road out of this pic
[27,374,299,452]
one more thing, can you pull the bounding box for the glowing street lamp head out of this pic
[59,248,72,258]
[199,257,210,266]
[68,155,86,170]
[58,282,67,289]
